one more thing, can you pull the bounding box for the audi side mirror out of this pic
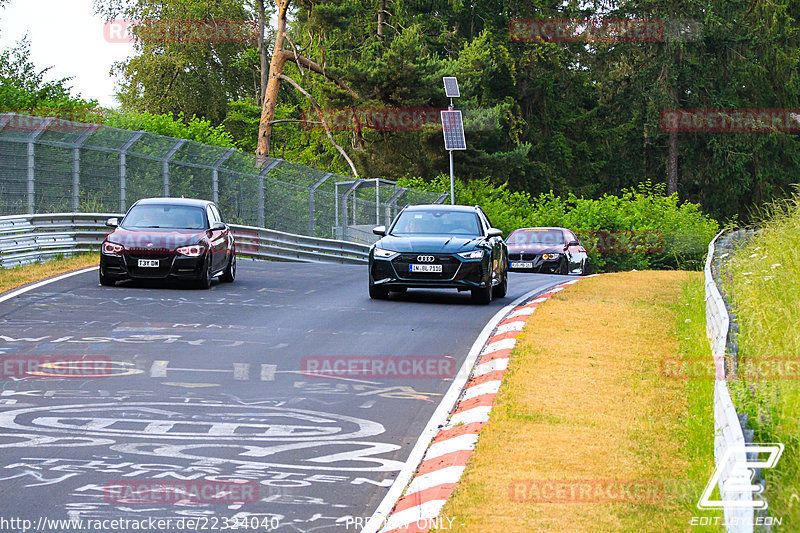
[487,228,502,238]
[373,225,386,236]
[105,217,118,227]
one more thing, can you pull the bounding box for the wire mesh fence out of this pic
[0,113,447,243]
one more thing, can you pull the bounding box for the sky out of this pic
[0,0,135,108]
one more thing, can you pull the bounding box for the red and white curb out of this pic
[364,278,588,533]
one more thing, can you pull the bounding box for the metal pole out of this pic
[375,179,380,224]
[162,139,187,197]
[257,159,283,228]
[211,148,236,204]
[334,182,339,232]
[72,148,80,212]
[27,142,35,213]
[308,172,332,236]
[449,150,455,204]
[341,179,364,241]
[71,124,99,212]
[385,187,406,227]
[25,117,54,214]
[119,131,144,213]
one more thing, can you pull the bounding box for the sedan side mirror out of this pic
[373,225,386,236]
[105,217,118,228]
[568,240,579,247]
[212,221,227,231]
[487,228,503,238]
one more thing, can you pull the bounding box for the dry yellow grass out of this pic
[439,271,703,532]
[0,254,99,295]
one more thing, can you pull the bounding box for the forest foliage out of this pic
[3,0,800,227]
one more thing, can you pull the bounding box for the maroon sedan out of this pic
[99,197,236,289]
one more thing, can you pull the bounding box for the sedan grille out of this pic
[509,252,540,261]
[124,254,175,278]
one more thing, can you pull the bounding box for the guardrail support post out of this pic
[308,172,333,236]
[211,148,236,204]
[162,139,187,197]
[119,131,145,212]
[25,117,54,214]
[257,159,283,228]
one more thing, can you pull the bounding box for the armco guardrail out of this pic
[0,213,369,268]
[705,230,752,533]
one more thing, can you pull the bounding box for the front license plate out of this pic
[511,262,533,269]
[410,264,442,273]
[138,259,160,268]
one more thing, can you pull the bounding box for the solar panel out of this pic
[440,110,466,150]
[443,77,460,98]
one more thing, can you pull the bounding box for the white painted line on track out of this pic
[361,283,562,533]
[150,360,169,377]
[0,266,98,305]
[233,363,250,380]
[261,364,277,381]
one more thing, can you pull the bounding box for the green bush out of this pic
[397,176,720,272]
[102,111,236,148]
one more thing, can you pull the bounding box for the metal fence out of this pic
[705,229,772,533]
[0,113,446,243]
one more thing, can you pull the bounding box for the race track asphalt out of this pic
[0,261,566,532]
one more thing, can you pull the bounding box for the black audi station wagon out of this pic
[368,204,508,304]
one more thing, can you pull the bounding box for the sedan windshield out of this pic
[122,205,208,230]
[507,229,565,246]
[391,211,482,235]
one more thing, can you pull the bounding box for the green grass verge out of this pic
[435,272,721,532]
[0,253,99,295]
[675,275,725,532]
[725,194,800,530]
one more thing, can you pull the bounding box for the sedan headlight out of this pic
[102,241,124,255]
[373,247,399,260]
[542,253,561,261]
[176,245,206,257]
[458,250,485,259]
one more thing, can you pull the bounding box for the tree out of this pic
[93,0,256,124]
[0,37,97,114]
[255,0,360,170]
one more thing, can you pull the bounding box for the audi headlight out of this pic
[542,253,561,261]
[176,245,206,257]
[102,241,124,255]
[373,247,399,260]
[458,250,485,259]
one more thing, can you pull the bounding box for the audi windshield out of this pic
[390,210,482,235]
